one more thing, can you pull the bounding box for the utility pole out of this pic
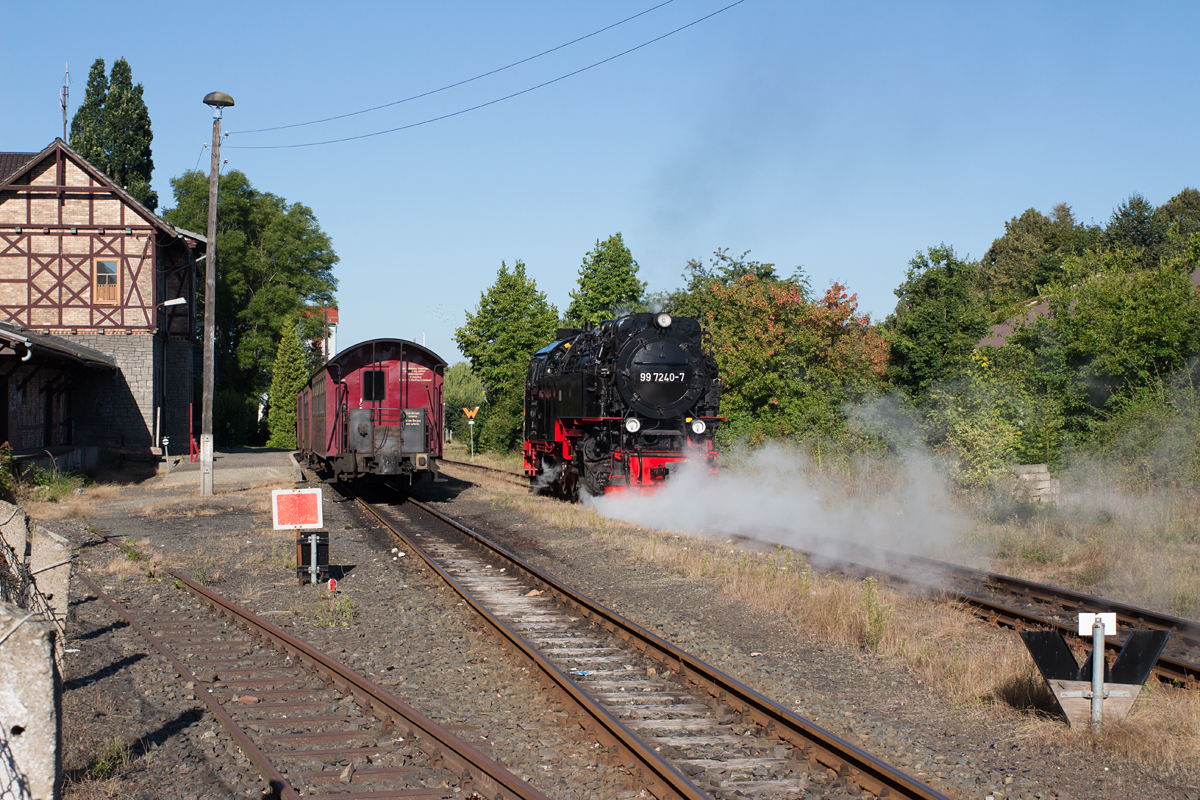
[60,63,69,141]
[200,92,234,496]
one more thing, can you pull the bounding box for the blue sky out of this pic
[4,2,1198,364]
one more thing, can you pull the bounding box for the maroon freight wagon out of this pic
[296,338,445,492]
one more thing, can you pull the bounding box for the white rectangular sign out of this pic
[272,488,324,530]
[1078,612,1117,637]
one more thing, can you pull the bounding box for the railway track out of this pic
[444,459,1200,688]
[78,561,551,800]
[354,494,950,800]
[439,457,530,489]
[783,534,1200,688]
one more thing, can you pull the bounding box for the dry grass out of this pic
[967,488,1200,619]
[64,736,141,798]
[1018,682,1200,775]
[470,478,1200,770]
[444,446,524,473]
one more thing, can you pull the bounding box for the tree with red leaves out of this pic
[700,275,888,445]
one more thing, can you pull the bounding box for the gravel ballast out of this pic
[44,451,1200,799]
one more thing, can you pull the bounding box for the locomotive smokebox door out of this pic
[348,408,374,452]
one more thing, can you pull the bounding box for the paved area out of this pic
[156,447,300,493]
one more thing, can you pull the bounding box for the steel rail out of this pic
[167,570,553,800]
[79,574,301,800]
[80,561,552,800]
[737,531,1200,688]
[439,457,530,488]
[353,497,711,800]
[437,455,1200,688]
[384,496,950,800]
[903,553,1200,686]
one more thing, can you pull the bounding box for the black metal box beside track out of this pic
[296,533,330,585]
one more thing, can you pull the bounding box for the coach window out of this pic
[93,259,119,304]
[362,370,386,402]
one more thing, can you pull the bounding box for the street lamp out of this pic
[317,292,333,363]
[201,91,233,496]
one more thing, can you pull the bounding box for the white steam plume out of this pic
[587,440,972,577]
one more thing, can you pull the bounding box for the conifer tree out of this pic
[267,319,311,449]
[69,57,157,209]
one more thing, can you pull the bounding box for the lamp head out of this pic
[203,92,235,108]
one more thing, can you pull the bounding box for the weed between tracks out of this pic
[292,592,357,627]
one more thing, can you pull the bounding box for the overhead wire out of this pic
[229,0,747,151]
[233,0,678,135]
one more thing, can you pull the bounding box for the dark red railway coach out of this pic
[296,338,445,491]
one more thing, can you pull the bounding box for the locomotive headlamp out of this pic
[624,417,642,433]
[655,312,673,329]
[690,419,707,435]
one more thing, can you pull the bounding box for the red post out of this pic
[189,402,199,463]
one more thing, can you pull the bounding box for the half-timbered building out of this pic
[0,139,203,460]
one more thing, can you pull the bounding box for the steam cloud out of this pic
[587,440,974,575]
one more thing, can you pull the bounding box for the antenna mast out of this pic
[60,63,69,141]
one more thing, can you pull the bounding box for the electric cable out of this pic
[233,0,677,135]
[229,0,746,150]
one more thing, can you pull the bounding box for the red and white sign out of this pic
[272,488,324,530]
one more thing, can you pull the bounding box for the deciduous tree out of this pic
[164,169,337,400]
[443,362,486,444]
[455,261,558,451]
[704,275,887,446]
[885,245,988,401]
[1102,193,1168,267]
[977,204,1098,308]
[565,233,646,326]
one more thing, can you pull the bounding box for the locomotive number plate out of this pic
[638,371,687,383]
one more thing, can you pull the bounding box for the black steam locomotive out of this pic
[523,312,722,496]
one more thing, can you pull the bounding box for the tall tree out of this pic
[1102,193,1168,267]
[455,261,558,451]
[565,233,646,326]
[70,60,107,166]
[164,169,338,399]
[885,245,988,401]
[69,57,156,209]
[1154,188,1200,262]
[666,248,809,324]
[977,204,1098,308]
[703,275,887,445]
[266,318,309,449]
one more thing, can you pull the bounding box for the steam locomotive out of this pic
[523,312,721,496]
[296,338,445,493]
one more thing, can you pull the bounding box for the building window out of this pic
[362,370,386,402]
[94,259,119,304]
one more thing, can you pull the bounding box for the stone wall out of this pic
[68,332,156,448]
[1013,464,1060,504]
